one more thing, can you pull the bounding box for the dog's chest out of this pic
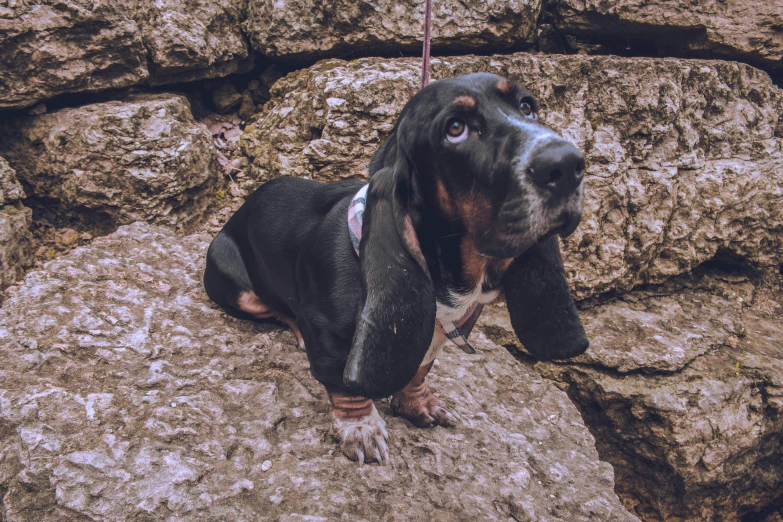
[436,277,500,323]
[421,277,500,366]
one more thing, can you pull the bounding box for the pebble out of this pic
[261,460,272,472]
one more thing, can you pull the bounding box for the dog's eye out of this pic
[520,101,536,119]
[446,118,468,143]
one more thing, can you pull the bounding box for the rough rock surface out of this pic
[0,157,32,290]
[552,0,783,73]
[0,222,637,522]
[0,157,25,208]
[242,54,783,300]
[0,0,250,109]
[0,94,220,232]
[0,0,148,109]
[479,269,783,521]
[244,0,541,61]
[138,0,252,85]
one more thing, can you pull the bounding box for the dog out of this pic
[204,72,589,465]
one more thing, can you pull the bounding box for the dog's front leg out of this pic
[328,392,389,465]
[390,363,458,428]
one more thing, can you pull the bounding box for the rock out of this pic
[0,157,32,290]
[138,0,251,85]
[551,0,783,74]
[479,270,783,521]
[247,65,284,104]
[0,205,32,291]
[242,54,783,300]
[237,91,257,121]
[0,94,220,232]
[211,83,243,114]
[0,157,25,207]
[54,228,80,249]
[243,0,542,61]
[0,0,149,109]
[0,222,637,522]
[0,0,251,109]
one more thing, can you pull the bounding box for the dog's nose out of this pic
[526,141,585,196]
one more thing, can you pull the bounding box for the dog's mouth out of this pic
[477,187,584,259]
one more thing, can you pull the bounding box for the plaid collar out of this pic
[348,184,480,354]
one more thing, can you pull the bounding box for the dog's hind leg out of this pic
[236,291,305,349]
[390,362,458,428]
[328,392,389,465]
[204,231,305,349]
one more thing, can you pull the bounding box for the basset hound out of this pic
[204,72,589,465]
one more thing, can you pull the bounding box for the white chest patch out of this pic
[421,277,501,366]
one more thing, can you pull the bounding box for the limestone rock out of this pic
[138,0,252,85]
[0,94,220,231]
[0,222,637,522]
[242,54,783,299]
[0,0,148,109]
[552,0,783,73]
[0,157,25,207]
[526,269,783,521]
[0,157,32,290]
[244,0,541,61]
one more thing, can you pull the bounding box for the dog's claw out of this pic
[391,385,458,429]
[331,404,389,466]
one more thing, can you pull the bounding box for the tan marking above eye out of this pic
[496,80,513,94]
[453,95,476,109]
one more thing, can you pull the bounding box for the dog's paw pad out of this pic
[331,404,389,465]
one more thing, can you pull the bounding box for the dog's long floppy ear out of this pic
[343,161,436,400]
[503,236,588,360]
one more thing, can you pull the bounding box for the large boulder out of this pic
[136,0,252,86]
[0,157,32,290]
[244,0,541,61]
[0,0,251,109]
[0,94,220,232]
[551,0,783,74]
[0,222,637,521]
[0,0,148,110]
[241,54,783,300]
[487,267,783,521]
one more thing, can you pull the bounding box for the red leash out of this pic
[420,0,432,89]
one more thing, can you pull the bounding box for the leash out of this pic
[420,0,432,89]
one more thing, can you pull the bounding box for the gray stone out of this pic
[242,54,783,300]
[212,82,243,114]
[0,222,637,522]
[0,94,221,232]
[0,157,25,207]
[0,0,148,109]
[0,0,251,109]
[552,0,783,73]
[138,0,252,85]
[0,157,32,290]
[479,270,783,521]
[0,205,32,291]
[243,0,541,61]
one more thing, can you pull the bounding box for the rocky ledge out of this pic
[0,94,221,233]
[479,267,783,521]
[0,157,32,290]
[0,223,636,521]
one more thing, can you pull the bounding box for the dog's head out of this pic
[371,72,585,258]
[345,73,588,399]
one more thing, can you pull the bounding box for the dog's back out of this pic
[204,176,362,324]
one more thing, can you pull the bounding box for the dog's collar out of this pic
[348,184,480,354]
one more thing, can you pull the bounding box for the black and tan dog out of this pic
[204,73,589,465]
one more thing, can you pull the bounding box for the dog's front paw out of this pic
[331,403,389,465]
[391,384,458,428]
